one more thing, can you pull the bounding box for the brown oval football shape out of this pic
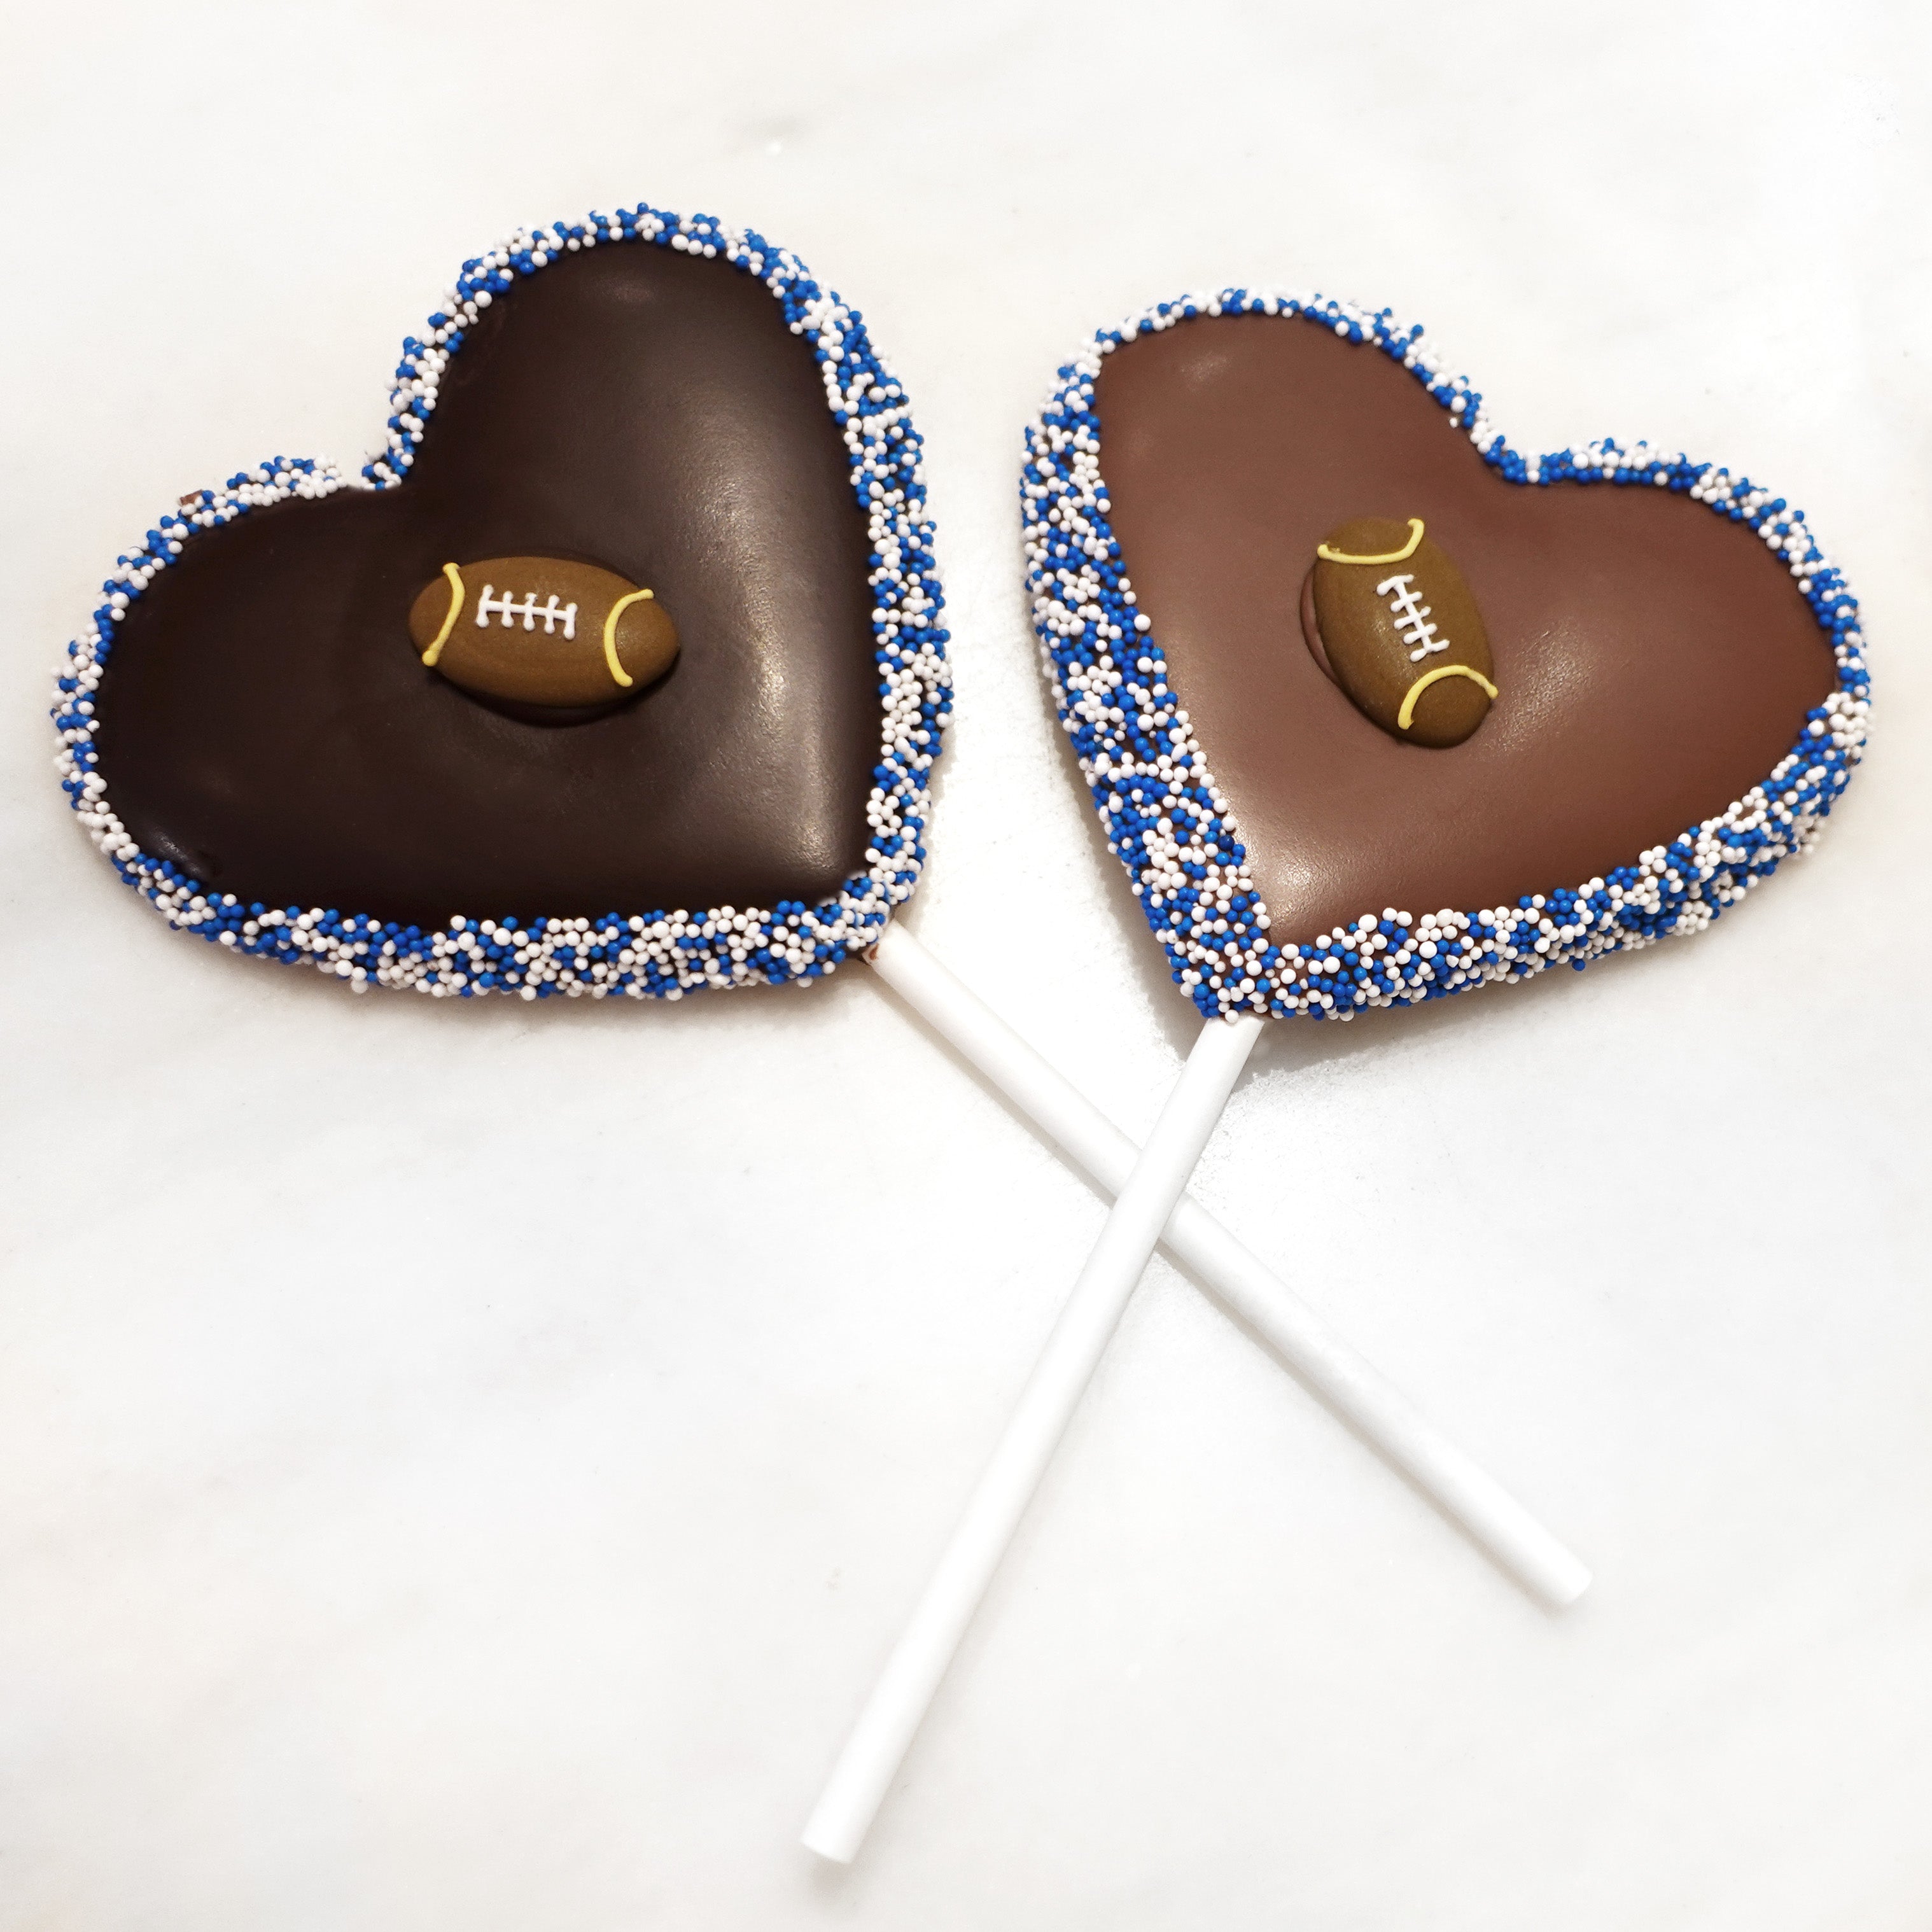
[1306,517,1495,748]
[407,556,679,713]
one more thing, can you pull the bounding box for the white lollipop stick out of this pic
[803,1010,1263,1863]
[864,924,1588,1610]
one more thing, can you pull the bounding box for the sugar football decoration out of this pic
[1306,516,1496,746]
[408,557,679,712]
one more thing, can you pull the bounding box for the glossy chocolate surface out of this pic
[1095,315,1836,942]
[95,244,878,926]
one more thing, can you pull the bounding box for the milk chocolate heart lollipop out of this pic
[1048,293,1865,1016]
[807,288,1869,1861]
[53,204,949,997]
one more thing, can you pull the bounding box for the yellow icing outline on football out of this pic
[601,587,654,689]
[1316,517,1425,566]
[1396,662,1499,731]
[420,562,466,666]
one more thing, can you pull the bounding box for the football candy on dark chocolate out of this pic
[1024,293,1869,1021]
[406,556,678,717]
[53,206,951,1001]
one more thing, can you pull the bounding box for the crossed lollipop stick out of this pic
[804,923,1589,1861]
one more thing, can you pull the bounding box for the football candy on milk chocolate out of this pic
[1305,516,1495,747]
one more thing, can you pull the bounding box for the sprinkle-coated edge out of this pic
[1023,291,1870,1022]
[52,205,951,1001]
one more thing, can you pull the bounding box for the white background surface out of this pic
[3,4,1928,1927]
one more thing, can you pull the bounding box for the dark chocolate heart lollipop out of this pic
[1025,291,1869,1019]
[52,206,950,1000]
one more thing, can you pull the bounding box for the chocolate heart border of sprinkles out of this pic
[1023,289,1871,1023]
[50,204,952,1002]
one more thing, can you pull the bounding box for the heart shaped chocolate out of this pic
[1024,293,1869,1019]
[52,206,950,999]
